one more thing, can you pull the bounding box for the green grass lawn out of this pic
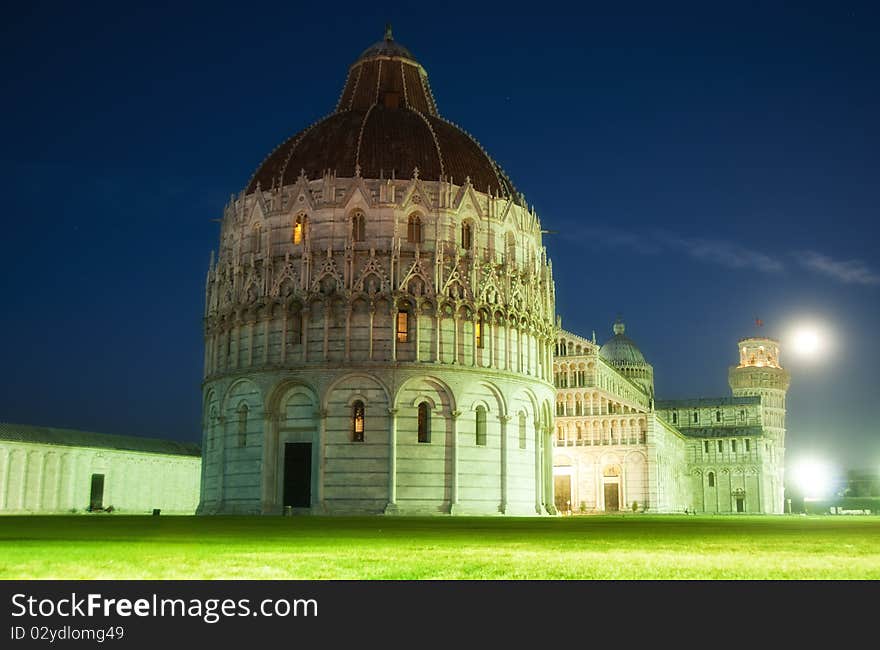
[1,514,878,579]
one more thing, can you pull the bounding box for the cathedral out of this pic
[198,28,789,516]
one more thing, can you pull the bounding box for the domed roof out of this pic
[599,320,648,366]
[246,28,519,201]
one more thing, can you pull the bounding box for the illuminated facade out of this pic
[198,28,557,515]
[199,27,790,517]
[0,423,200,514]
[552,326,789,514]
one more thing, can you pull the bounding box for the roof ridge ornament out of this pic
[385,23,393,41]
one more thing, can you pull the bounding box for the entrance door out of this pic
[89,474,105,511]
[604,482,619,511]
[736,496,745,513]
[554,475,571,513]
[283,443,312,508]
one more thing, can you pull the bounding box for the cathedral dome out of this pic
[245,27,519,200]
[599,320,648,366]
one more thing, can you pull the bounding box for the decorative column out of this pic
[471,315,478,367]
[322,304,330,361]
[504,320,511,371]
[544,426,555,514]
[385,407,399,513]
[434,311,442,363]
[534,419,543,514]
[263,318,270,365]
[452,313,459,364]
[215,416,226,511]
[261,409,279,514]
[391,304,398,362]
[499,414,511,513]
[247,320,255,367]
[316,408,327,512]
[414,305,422,362]
[344,304,352,362]
[488,319,495,368]
[281,311,288,363]
[301,307,310,362]
[450,409,462,513]
[230,321,240,369]
[369,306,375,361]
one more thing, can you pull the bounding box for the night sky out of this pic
[2,2,877,473]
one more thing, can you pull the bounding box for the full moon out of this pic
[792,328,821,356]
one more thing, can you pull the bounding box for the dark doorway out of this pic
[554,475,571,513]
[283,443,312,508]
[89,474,105,511]
[736,496,745,513]
[604,482,619,511]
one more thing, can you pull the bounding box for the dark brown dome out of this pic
[245,29,519,200]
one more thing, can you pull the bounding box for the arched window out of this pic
[417,402,431,443]
[293,214,307,244]
[745,438,751,452]
[250,224,261,253]
[407,214,422,243]
[475,313,484,348]
[692,410,699,423]
[717,440,724,453]
[461,222,473,249]
[716,410,722,422]
[708,472,715,488]
[505,232,516,265]
[518,412,527,450]
[352,400,365,442]
[352,211,366,242]
[672,411,678,424]
[237,403,248,447]
[475,406,487,446]
[731,439,737,453]
[703,440,709,454]
[396,310,409,343]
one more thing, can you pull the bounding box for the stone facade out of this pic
[0,423,201,514]
[199,172,557,515]
[553,327,789,514]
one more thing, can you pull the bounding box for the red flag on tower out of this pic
[755,317,763,328]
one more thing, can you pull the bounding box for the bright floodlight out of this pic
[791,459,833,499]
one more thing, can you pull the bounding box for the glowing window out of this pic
[396,311,409,343]
[352,401,365,442]
[293,214,307,244]
[417,402,431,443]
[476,315,484,348]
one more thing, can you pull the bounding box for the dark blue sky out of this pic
[2,1,877,471]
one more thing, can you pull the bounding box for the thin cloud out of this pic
[657,233,785,272]
[573,226,784,273]
[799,251,880,286]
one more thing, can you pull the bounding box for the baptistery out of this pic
[198,28,557,515]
